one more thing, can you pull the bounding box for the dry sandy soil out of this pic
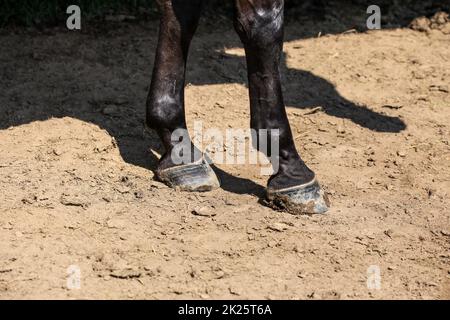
[0,12,449,299]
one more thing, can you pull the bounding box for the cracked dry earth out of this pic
[0,20,449,299]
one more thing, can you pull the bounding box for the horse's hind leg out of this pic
[234,0,330,214]
[146,0,219,191]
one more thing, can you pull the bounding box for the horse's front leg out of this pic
[234,0,330,214]
[146,0,220,191]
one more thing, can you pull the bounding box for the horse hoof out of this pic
[156,158,220,192]
[266,178,330,215]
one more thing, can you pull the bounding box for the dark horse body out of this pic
[146,0,329,214]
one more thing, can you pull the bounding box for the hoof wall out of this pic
[267,179,330,215]
[156,159,220,192]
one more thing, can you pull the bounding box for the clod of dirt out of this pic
[388,266,396,271]
[410,17,431,32]
[296,271,305,279]
[321,290,341,300]
[214,270,227,279]
[430,85,449,93]
[149,182,162,189]
[191,206,216,217]
[134,191,144,199]
[396,149,407,158]
[0,269,13,274]
[116,186,131,194]
[430,12,449,29]
[440,23,450,34]
[110,268,142,279]
[60,194,89,208]
[336,125,346,134]
[382,104,403,110]
[170,286,186,295]
[2,222,13,230]
[52,148,63,156]
[384,229,394,239]
[228,286,241,296]
[410,12,450,33]
[267,222,290,232]
[440,230,450,237]
[106,218,127,229]
[22,194,38,205]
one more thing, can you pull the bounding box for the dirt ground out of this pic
[1,10,450,299]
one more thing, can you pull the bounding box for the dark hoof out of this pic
[156,158,220,192]
[266,178,330,215]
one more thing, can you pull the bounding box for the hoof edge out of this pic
[156,159,220,192]
[267,179,330,215]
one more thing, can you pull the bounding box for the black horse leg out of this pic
[234,0,329,214]
[146,0,219,191]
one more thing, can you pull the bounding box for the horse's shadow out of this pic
[0,25,406,198]
[191,51,406,133]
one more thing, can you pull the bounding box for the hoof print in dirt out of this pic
[267,179,330,215]
[156,159,220,192]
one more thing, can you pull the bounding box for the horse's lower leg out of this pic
[146,0,219,191]
[234,0,329,213]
